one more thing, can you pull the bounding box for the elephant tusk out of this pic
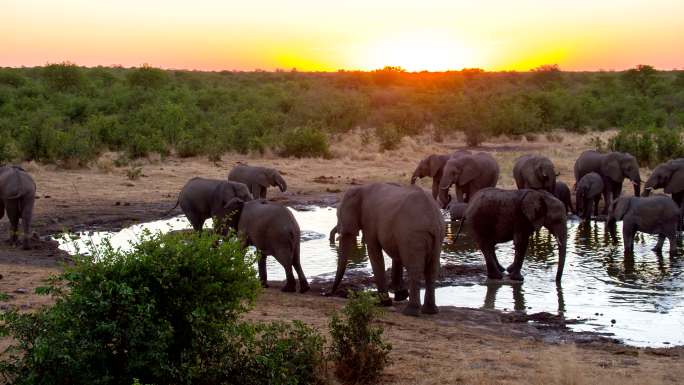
[440,185,450,190]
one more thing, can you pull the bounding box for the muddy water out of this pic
[56,206,684,348]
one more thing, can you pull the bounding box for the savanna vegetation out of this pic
[1,63,683,166]
[0,232,391,385]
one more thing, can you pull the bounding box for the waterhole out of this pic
[56,206,684,347]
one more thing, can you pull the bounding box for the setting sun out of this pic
[352,32,476,72]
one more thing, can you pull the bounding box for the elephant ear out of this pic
[228,181,253,201]
[600,154,623,183]
[254,170,270,188]
[521,191,547,230]
[337,187,363,236]
[458,157,479,186]
[428,155,445,178]
[664,166,684,194]
[611,197,631,220]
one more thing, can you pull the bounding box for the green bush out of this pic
[42,62,86,92]
[608,125,684,167]
[375,123,402,151]
[279,125,330,158]
[329,291,392,384]
[0,232,261,385]
[126,64,168,89]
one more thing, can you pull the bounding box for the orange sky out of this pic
[2,0,683,72]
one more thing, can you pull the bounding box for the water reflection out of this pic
[56,207,684,347]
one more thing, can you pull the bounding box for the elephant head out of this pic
[644,159,684,196]
[264,169,287,192]
[606,196,631,239]
[222,197,246,234]
[524,157,557,192]
[212,181,253,232]
[521,191,567,282]
[601,152,641,196]
[439,157,478,207]
[329,187,363,294]
[411,154,445,184]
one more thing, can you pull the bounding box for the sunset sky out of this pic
[2,0,683,72]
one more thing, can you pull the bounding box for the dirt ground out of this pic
[1,130,682,384]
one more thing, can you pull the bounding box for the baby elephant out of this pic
[225,199,309,293]
[576,172,604,220]
[607,195,680,256]
[0,166,36,249]
[447,201,468,220]
[228,164,287,199]
[169,177,253,232]
[553,181,574,215]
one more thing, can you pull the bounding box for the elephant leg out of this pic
[654,235,665,254]
[0,199,4,220]
[481,243,503,279]
[623,225,635,255]
[366,241,392,306]
[421,261,438,315]
[507,232,529,281]
[667,231,678,256]
[390,257,408,301]
[20,197,34,250]
[5,200,19,244]
[272,248,296,292]
[673,192,684,231]
[455,187,464,203]
[602,183,612,215]
[260,186,267,199]
[258,255,269,288]
[186,212,205,232]
[292,243,309,293]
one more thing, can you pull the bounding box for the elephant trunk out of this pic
[552,224,567,282]
[438,177,453,208]
[275,174,287,192]
[643,187,652,197]
[410,170,418,184]
[633,180,641,197]
[329,233,353,295]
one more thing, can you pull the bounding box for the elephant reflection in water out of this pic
[575,220,611,248]
[329,233,368,269]
[482,282,566,314]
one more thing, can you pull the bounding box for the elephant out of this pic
[168,177,253,232]
[513,154,557,193]
[574,150,641,214]
[438,152,499,208]
[447,201,467,220]
[465,188,567,282]
[0,166,36,249]
[327,183,445,316]
[575,172,604,220]
[643,158,684,227]
[411,150,471,202]
[224,199,309,293]
[228,164,287,199]
[553,181,574,215]
[607,195,680,256]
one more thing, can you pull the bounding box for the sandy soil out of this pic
[1,130,682,384]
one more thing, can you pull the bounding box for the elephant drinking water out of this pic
[574,150,641,214]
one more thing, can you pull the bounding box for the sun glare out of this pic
[354,32,475,72]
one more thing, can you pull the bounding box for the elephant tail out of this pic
[161,196,181,218]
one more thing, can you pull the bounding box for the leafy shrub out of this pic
[279,125,330,158]
[214,321,327,385]
[608,125,684,166]
[329,291,392,384]
[375,123,402,151]
[0,232,261,385]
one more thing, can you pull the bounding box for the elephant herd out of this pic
[2,149,684,316]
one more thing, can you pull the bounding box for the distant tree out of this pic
[531,64,562,87]
[126,64,168,89]
[42,62,86,92]
[622,64,658,95]
[371,66,406,86]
